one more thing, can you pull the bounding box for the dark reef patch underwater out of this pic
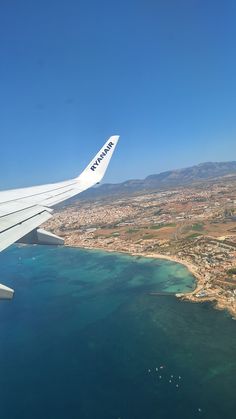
[0,245,235,419]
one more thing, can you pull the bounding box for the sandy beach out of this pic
[71,244,236,317]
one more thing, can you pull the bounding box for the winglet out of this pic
[77,135,119,188]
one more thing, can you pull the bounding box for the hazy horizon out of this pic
[1,0,236,188]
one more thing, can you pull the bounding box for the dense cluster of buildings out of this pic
[44,176,236,315]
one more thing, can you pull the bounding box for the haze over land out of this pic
[80,160,236,198]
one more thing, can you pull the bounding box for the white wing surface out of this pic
[0,135,119,298]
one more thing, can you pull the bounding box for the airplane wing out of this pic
[0,135,119,299]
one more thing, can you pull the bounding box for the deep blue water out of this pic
[0,245,235,419]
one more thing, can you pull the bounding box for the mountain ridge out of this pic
[79,160,236,199]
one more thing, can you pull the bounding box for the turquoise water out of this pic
[0,245,235,419]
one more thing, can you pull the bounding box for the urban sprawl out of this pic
[45,176,236,317]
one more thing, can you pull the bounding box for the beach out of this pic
[75,244,236,317]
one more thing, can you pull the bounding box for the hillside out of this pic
[79,161,236,199]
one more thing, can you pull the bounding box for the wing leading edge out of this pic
[0,135,119,298]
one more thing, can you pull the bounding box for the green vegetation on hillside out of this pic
[127,228,140,234]
[142,234,156,240]
[191,223,204,231]
[150,223,176,230]
[186,233,203,240]
[227,267,236,275]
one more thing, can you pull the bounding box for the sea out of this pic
[0,245,235,419]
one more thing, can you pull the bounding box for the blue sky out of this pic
[0,0,236,188]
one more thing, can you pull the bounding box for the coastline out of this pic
[65,244,199,280]
[64,243,236,318]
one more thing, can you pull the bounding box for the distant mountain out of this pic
[79,161,236,199]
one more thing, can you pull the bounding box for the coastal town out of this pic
[44,175,236,316]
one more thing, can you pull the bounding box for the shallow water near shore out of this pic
[0,245,235,419]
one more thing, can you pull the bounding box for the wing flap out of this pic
[0,209,52,252]
[0,205,53,233]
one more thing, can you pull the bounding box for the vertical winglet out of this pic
[77,135,119,187]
